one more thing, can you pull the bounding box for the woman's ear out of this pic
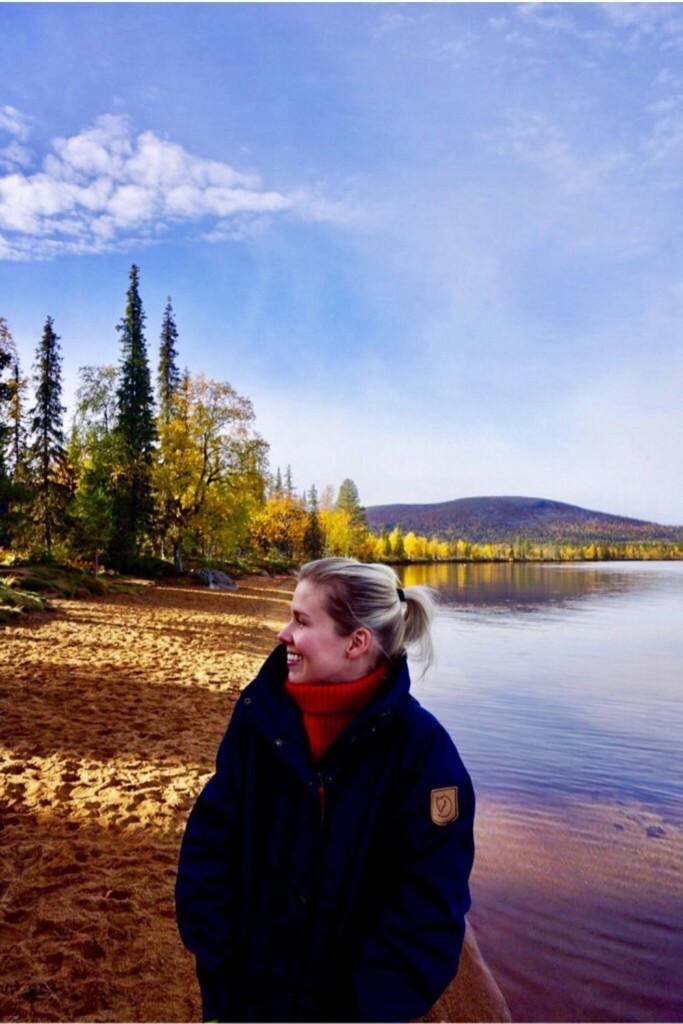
[346,627,372,660]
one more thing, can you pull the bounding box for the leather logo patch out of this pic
[431,786,458,826]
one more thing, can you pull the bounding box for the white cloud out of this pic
[289,187,367,227]
[201,216,270,244]
[0,105,30,140]
[374,11,416,38]
[0,141,32,171]
[514,3,683,54]
[437,32,476,66]
[0,113,346,261]
[599,3,683,50]
[516,4,576,34]
[498,110,628,194]
[645,94,683,162]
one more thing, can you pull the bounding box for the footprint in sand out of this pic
[33,918,70,938]
[5,907,29,924]
[4,781,26,799]
[50,863,80,877]
[74,938,106,961]
[44,951,64,976]
[105,888,131,900]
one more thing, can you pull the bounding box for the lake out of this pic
[397,561,683,1023]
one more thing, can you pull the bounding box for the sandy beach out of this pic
[0,577,294,1023]
[1,578,681,1023]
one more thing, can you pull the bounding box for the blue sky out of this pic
[1,3,683,523]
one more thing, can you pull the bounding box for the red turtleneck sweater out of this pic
[285,664,388,763]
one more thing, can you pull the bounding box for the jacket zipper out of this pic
[291,772,327,1019]
[317,771,326,825]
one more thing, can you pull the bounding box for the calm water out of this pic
[398,562,683,1023]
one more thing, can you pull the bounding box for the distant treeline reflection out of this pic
[400,560,650,610]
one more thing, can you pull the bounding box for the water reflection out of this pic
[399,561,683,1020]
[398,559,677,614]
[398,561,683,819]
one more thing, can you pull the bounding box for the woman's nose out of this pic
[278,621,292,644]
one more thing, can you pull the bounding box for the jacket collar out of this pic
[241,644,412,781]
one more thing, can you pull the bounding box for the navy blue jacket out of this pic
[175,645,475,1023]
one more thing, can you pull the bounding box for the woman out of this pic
[175,557,475,1023]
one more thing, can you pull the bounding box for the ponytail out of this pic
[402,586,435,672]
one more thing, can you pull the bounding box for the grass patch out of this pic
[0,564,143,623]
[0,578,52,623]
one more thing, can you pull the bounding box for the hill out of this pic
[364,496,683,544]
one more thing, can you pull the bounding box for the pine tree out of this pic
[336,477,367,528]
[157,297,180,423]
[319,484,335,511]
[76,365,118,436]
[9,356,29,478]
[112,264,157,563]
[0,318,13,482]
[0,318,13,540]
[28,316,67,555]
[285,464,294,498]
[304,484,324,560]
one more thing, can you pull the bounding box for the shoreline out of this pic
[2,579,679,1022]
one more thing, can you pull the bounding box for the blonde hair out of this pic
[298,557,436,672]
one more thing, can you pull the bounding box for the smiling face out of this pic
[278,579,373,684]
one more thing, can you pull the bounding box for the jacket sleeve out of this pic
[350,723,475,1023]
[175,702,247,1022]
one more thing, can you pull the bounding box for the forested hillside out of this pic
[366,495,683,545]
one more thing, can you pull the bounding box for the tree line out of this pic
[0,267,379,573]
[1,266,681,572]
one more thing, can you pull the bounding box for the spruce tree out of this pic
[157,297,180,423]
[0,318,13,539]
[28,316,66,555]
[0,318,12,482]
[112,264,156,563]
[10,356,29,478]
[336,477,367,528]
[304,484,324,560]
